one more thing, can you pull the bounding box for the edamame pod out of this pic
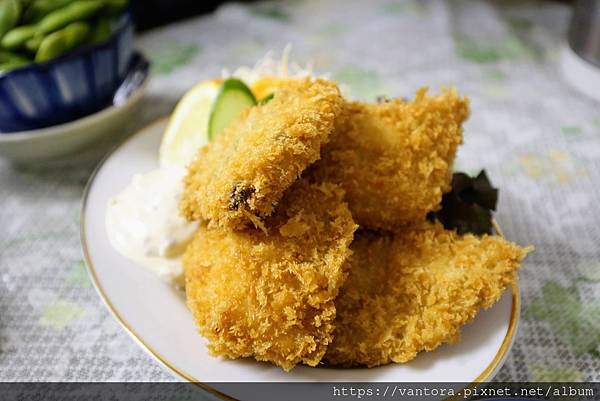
[35,20,89,62]
[24,34,42,52]
[17,0,34,8]
[23,0,75,23]
[34,29,65,61]
[0,48,29,62]
[89,16,109,43]
[100,0,126,17]
[0,58,29,72]
[0,0,22,39]
[62,20,88,47]
[36,0,103,35]
[1,24,36,50]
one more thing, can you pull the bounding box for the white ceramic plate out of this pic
[81,118,519,400]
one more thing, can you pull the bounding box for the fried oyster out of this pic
[184,179,357,371]
[181,78,343,229]
[308,88,469,231]
[326,222,532,367]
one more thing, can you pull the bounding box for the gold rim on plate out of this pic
[80,116,520,401]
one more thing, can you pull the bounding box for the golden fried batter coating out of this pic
[183,179,357,371]
[308,88,469,231]
[180,78,343,229]
[325,222,531,367]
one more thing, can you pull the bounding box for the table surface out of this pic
[1,0,599,383]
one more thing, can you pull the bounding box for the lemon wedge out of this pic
[159,79,222,167]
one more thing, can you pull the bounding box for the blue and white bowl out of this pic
[0,14,134,133]
[0,52,149,163]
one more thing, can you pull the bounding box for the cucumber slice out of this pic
[208,78,257,140]
[258,93,274,105]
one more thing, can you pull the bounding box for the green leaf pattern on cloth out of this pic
[39,301,86,331]
[526,281,600,356]
[561,126,583,136]
[455,34,535,63]
[530,365,584,382]
[251,3,291,22]
[66,261,93,288]
[576,260,600,283]
[481,68,507,82]
[333,65,384,101]
[382,1,431,16]
[148,44,200,75]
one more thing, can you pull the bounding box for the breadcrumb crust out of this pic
[179,77,532,371]
[180,78,343,229]
[325,222,532,367]
[308,88,469,231]
[183,180,357,371]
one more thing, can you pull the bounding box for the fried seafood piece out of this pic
[325,222,531,367]
[180,78,343,229]
[308,88,469,231]
[183,180,357,371]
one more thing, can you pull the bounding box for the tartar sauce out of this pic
[105,166,197,284]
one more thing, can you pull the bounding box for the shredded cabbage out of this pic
[222,45,322,84]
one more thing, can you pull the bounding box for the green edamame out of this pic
[0,50,31,72]
[0,0,22,39]
[35,20,89,62]
[0,48,29,62]
[1,24,36,50]
[34,29,65,61]
[88,16,109,44]
[100,0,126,17]
[62,20,88,47]
[24,34,41,51]
[0,57,29,72]
[17,0,34,8]
[36,0,104,35]
[0,0,127,71]
[23,0,75,23]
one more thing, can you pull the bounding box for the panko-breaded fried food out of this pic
[180,78,343,229]
[183,179,357,371]
[308,88,469,231]
[325,222,532,367]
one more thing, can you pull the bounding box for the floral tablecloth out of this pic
[1,0,599,383]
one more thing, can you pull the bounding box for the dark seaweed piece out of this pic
[228,185,255,211]
[430,170,498,235]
